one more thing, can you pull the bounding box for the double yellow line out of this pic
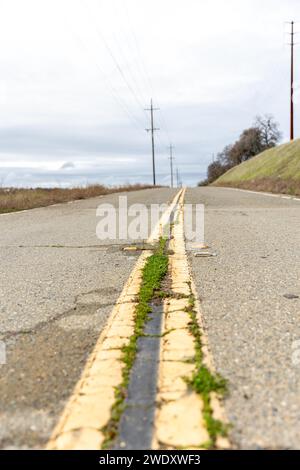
[47,188,229,450]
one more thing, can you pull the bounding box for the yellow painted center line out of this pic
[152,189,230,450]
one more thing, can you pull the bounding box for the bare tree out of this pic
[200,114,282,185]
[254,114,281,148]
[206,161,227,183]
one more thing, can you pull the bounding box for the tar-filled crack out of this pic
[101,238,169,449]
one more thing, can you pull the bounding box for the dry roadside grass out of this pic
[0,184,156,214]
[214,178,300,196]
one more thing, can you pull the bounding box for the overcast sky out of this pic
[0,0,299,187]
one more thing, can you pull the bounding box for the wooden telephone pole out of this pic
[168,144,174,188]
[290,21,295,141]
[145,99,159,185]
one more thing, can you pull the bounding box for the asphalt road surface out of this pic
[0,188,177,449]
[1,186,300,450]
[186,187,300,449]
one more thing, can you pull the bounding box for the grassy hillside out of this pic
[214,139,300,195]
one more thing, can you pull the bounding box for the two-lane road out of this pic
[1,186,300,449]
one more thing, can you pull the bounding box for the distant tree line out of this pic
[199,115,281,185]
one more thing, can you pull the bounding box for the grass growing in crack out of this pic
[185,294,228,448]
[143,328,175,339]
[101,237,168,449]
[155,290,190,300]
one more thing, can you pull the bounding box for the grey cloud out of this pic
[60,161,75,169]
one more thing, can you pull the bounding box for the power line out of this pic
[99,0,173,157]
[111,0,149,106]
[61,3,147,134]
[70,34,145,131]
[70,0,174,183]
[122,0,154,95]
[111,0,172,149]
[120,0,172,145]
[78,0,149,121]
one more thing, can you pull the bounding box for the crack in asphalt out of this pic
[0,288,119,340]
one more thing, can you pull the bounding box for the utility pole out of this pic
[176,167,180,188]
[290,21,295,141]
[168,144,174,188]
[145,99,159,186]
